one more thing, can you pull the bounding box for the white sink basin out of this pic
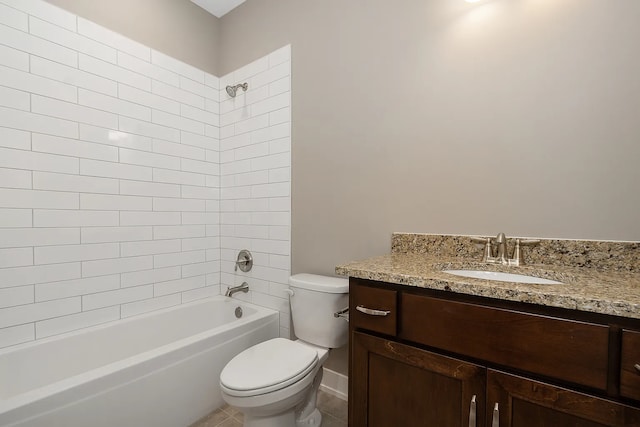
[443,270,563,285]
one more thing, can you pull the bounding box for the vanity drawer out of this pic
[621,329,640,401]
[350,282,397,336]
[400,293,610,390]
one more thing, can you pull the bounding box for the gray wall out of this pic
[218,0,640,279]
[46,0,220,74]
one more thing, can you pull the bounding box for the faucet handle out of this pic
[470,236,491,244]
[470,237,493,262]
[509,239,540,266]
[519,239,541,246]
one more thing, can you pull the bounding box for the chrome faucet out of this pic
[225,282,249,297]
[471,233,540,266]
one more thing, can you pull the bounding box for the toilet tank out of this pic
[289,274,349,349]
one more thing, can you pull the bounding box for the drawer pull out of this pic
[635,363,640,373]
[468,395,476,427]
[356,305,391,317]
[491,403,499,427]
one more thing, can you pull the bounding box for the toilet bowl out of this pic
[221,338,328,427]
[219,274,349,427]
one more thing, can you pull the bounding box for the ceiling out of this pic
[190,0,246,18]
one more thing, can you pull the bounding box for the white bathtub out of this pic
[0,296,279,427]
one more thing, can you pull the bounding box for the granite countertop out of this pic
[335,234,640,320]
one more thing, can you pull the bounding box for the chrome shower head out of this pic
[225,83,248,97]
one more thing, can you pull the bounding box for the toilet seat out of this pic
[220,338,319,397]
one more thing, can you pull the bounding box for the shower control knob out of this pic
[234,249,253,272]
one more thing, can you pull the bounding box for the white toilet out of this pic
[219,273,349,427]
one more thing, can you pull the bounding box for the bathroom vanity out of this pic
[337,234,640,426]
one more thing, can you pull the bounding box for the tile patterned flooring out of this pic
[190,390,347,427]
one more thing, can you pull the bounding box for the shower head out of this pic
[226,83,248,97]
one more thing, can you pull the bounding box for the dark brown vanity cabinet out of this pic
[621,330,640,402]
[352,331,486,427]
[349,279,640,427]
[487,370,640,427]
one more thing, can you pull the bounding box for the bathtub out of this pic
[0,296,279,427]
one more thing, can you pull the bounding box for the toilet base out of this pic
[296,408,322,427]
[244,410,296,427]
[242,404,322,427]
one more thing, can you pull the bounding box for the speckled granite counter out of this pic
[336,233,640,320]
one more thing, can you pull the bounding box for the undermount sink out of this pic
[443,270,564,285]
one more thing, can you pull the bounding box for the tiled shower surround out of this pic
[0,0,291,349]
[218,52,293,338]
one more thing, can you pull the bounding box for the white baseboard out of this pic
[320,367,348,401]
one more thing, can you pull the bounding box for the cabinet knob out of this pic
[468,395,476,427]
[635,363,640,373]
[356,305,391,317]
[492,403,500,427]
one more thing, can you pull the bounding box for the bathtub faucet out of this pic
[226,282,249,297]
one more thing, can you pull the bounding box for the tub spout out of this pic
[226,282,249,297]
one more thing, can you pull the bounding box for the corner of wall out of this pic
[218,44,292,338]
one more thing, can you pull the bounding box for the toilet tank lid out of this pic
[289,273,348,293]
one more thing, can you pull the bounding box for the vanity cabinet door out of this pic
[486,370,640,427]
[351,331,486,427]
[620,329,640,401]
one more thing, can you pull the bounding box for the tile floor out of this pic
[190,390,347,427]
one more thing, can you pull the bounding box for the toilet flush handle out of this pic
[334,307,349,322]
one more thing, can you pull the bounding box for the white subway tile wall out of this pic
[0,0,291,349]
[219,45,292,339]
